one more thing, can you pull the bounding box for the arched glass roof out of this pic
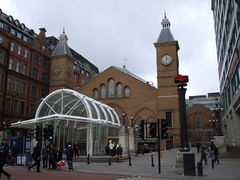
[12,89,121,127]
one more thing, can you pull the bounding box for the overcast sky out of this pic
[1,0,219,98]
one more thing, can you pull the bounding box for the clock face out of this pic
[161,55,173,65]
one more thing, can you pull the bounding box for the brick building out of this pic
[0,9,99,137]
[79,15,182,149]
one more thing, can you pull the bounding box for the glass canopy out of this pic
[12,89,121,127]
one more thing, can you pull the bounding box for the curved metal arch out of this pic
[35,89,121,126]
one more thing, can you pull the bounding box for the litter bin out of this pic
[197,162,203,176]
[183,153,196,176]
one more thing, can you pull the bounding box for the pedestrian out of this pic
[48,145,57,169]
[65,145,74,171]
[0,138,11,180]
[210,148,216,169]
[115,144,123,161]
[196,142,201,153]
[214,146,219,165]
[42,146,49,168]
[73,141,79,157]
[200,145,207,165]
[109,141,115,156]
[28,143,41,172]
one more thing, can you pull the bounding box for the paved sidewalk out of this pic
[69,148,240,180]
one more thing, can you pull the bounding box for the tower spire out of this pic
[156,12,175,43]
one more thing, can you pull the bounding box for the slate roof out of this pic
[51,32,73,58]
[156,15,175,43]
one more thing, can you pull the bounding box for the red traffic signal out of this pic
[175,75,189,84]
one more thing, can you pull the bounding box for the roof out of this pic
[51,32,73,58]
[156,14,175,43]
[11,89,121,128]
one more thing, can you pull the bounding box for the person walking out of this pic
[200,145,207,165]
[196,142,201,153]
[42,146,49,168]
[65,145,73,171]
[28,143,41,172]
[0,138,11,180]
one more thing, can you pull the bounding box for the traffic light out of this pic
[35,126,42,141]
[139,120,145,140]
[43,127,49,141]
[161,119,169,139]
[149,123,156,138]
[48,125,54,141]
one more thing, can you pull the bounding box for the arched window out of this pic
[124,86,130,97]
[195,114,202,129]
[100,84,106,99]
[108,79,114,98]
[116,83,122,98]
[93,88,99,99]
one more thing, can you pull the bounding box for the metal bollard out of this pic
[129,156,132,166]
[108,158,111,166]
[197,162,203,176]
[151,154,154,167]
[87,154,90,165]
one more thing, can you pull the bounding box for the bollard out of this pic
[151,154,154,167]
[197,162,203,176]
[108,158,111,166]
[87,154,90,165]
[129,156,132,166]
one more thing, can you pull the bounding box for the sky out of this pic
[1,0,219,98]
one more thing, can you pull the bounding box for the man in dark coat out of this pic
[0,138,11,179]
[28,143,41,172]
[65,145,73,171]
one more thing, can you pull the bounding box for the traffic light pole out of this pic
[157,118,161,174]
[178,85,189,151]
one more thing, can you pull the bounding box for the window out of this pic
[43,58,49,67]
[124,86,130,97]
[13,100,18,113]
[74,74,77,82]
[24,49,28,58]
[93,89,99,99]
[116,83,123,98]
[31,86,37,99]
[0,50,4,64]
[33,54,39,64]
[23,36,27,42]
[16,61,21,73]
[108,79,115,98]
[10,42,15,52]
[7,78,13,90]
[100,84,106,99]
[17,32,21,39]
[32,68,38,80]
[42,72,48,84]
[14,80,19,93]
[21,82,26,94]
[0,35,3,44]
[166,112,172,127]
[5,98,11,112]
[195,114,202,129]
[0,22,3,29]
[8,58,14,70]
[23,64,28,75]
[20,101,25,114]
[17,46,22,55]
[10,29,16,35]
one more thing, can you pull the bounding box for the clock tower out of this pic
[154,14,181,147]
